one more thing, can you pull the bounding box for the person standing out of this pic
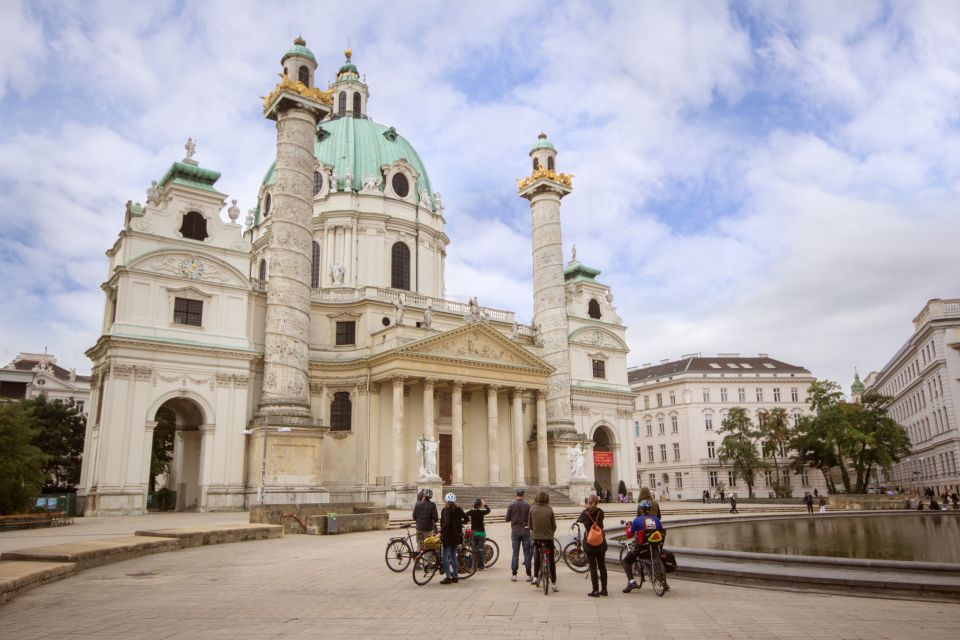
[638,486,661,518]
[818,494,827,513]
[529,491,558,592]
[702,489,709,504]
[719,487,726,504]
[412,488,438,545]
[464,498,491,571]
[804,492,814,514]
[438,492,467,584]
[729,495,738,513]
[505,488,532,582]
[577,494,608,597]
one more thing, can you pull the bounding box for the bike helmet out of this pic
[473,497,482,508]
[444,492,457,504]
[638,499,652,514]
[423,488,433,499]
[515,487,526,496]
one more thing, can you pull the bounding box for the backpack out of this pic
[585,510,604,546]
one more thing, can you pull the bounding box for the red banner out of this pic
[593,451,614,467]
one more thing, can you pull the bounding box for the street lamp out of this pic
[241,422,292,504]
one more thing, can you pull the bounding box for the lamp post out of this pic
[241,423,292,504]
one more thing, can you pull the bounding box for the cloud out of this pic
[0,0,43,100]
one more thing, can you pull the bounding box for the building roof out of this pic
[563,259,600,283]
[157,161,221,193]
[9,358,91,383]
[627,356,810,384]
[282,37,316,63]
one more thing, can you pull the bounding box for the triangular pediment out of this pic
[388,323,553,372]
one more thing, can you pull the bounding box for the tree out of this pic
[149,408,176,495]
[759,408,794,498]
[25,395,86,490]
[846,393,911,493]
[0,402,47,514]
[717,407,766,498]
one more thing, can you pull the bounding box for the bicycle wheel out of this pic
[542,550,551,595]
[412,550,439,585]
[652,554,667,596]
[385,538,412,573]
[458,546,478,579]
[562,541,589,573]
[482,538,499,568]
[553,537,562,556]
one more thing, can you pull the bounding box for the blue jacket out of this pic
[626,514,665,545]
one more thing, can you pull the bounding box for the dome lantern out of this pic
[281,35,318,88]
[529,132,558,173]
[331,48,369,119]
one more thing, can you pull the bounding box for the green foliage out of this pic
[790,380,911,493]
[23,395,86,489]
[150,408,176,494]
[759,408,794,498]
[617,479,627,496]
[717,407,766,498]
[0,402,47,514]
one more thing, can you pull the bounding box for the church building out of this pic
[77,39,638,515]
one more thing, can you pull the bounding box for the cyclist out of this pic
[438,492,468,584]
[505,488,532,582]
[412,488,438,546]
[464,498,491,570]
[529,490,558,592]
[621,499,665,593]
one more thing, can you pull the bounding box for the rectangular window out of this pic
[707,441,715,458]
[673,442,680,461]
[649,473,657,488]
[791,387,799,402]
[728,471,737,487]
[637,447,643,463]
[670,416,678,433]
[737,388,746,403]
[764,470,772,487]
[173,297,203,326]
[702,388,710,402]
[709,471,718,487]
[704,414,713,430]
[592,359,606,379]
[644,395,650,409]
[647,445,654,463]
[634,421,640,437]
[773,388,781,402]
[656,393,663,407]
[801,470,810,486]
[645,422,652,436]
[781,470,791,487]
[675,472,683,489]
[335,321,356,345]
[720,388,728,403]
[669,391,676,405]
[658,421,665,435]
[74,400,85,414]
[755,387,763,402]
[659,444,667,462]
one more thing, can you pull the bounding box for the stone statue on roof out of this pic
[227,199,241,223]
[146,180,160,206]
[394,295,405,325]
[184,137,196,162]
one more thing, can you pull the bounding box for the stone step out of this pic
[134,523,283,547]
[0,536,180,571]
[0,560,75,603]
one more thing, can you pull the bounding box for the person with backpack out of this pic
[576,494,608,597]
[438,492,468,584]
[411,488,438,545]
[621,499,666,593]
[464,497,491,571]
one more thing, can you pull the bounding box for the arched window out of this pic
[532,157,539,171]
[311,241,320,288]
[338,92,346,115]
[547,156,555,171]
[330,391,352,431]
[258,259,267,282]
[263,193,271,217]
[391,242,410,290]
[391,172,409,198]
[179,211,208,241]
[352,92,361,115]
[588,298,602,319]
[298,65,310,86]
[313,170,323,195]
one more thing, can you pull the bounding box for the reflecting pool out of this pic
[666,514,960,563]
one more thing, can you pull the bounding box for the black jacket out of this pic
[439,505,468,546]
[576,507,606,549]
[412,499,438,532]
[464,505,491,533]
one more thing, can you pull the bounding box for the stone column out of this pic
[257,101,322,425]
[487,385,501,485]
[420,378,440,481]
[392,376,406,485]
[511,388,525,485]
[198,424,216,510]
[536,391,549,485]
[141,421,157,505]
[451,381,464,484]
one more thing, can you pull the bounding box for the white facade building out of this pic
[77,41,638,515]
[0,352,91,416]
[865,298,960,495]
[628,354,826,500]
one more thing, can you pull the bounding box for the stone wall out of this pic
[249,502,386,533]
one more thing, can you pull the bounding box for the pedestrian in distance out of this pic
[529,491,558,592]
[719,487,726,504]
[729,495,738,513]
[438,492,467,584]
[702,489,709,504]
[637,486,661,519]
[804,492,814,514]
[577,494,608,597]
[464,498,491,571]
[818,494,827,513]
[412,488,438,546]
[505,488,532,582]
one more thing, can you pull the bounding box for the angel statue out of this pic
[417,436,439,479]
[567,443,587,480]
[184,137,196,162]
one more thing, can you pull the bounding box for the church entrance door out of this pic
[593,425,615,498]
[150,397,205,512]
[439,434,452,485]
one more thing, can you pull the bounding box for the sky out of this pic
[1,0,959,391]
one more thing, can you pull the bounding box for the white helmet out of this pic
[444,492,457,503]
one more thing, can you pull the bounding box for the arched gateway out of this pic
[150,396,206,511]
[592,424,617,497]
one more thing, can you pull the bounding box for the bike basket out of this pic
[423,535,441,551]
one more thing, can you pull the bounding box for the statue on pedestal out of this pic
[329,262,344,285]
[417,436,439,479]
[567,443,587,480]
[394,295,405,325]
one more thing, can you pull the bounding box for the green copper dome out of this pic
[336,48,359,81]
[258,117,435,225]
[282,37,316,63]
[529,132,555,154]
[851,371,865,395]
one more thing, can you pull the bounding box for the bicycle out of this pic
[618,523,667,597]
[411,535,478,585]
[562,522,589,573]
[532,539,556,595]
[464,529,500,569]
[384,526,418,572]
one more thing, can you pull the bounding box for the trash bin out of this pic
[326,513,338,535]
